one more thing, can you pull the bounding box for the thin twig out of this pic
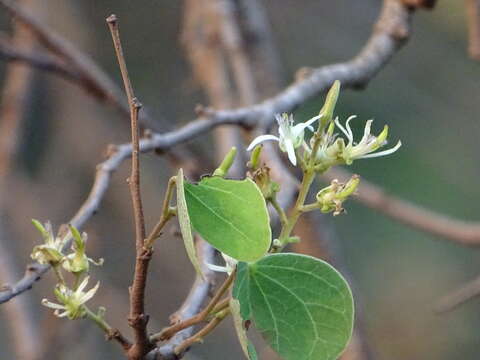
[144,176,177,249]
[174,308,230,356]
[107,14,153,359]
[0,35,80,81]
[465,0,480,60]
[146,240,216,360]
[0,0,133,120]
[435,274,480,313]
[151,269,235,342]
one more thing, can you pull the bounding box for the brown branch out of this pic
[152,269,235,342]
[0,0,131,116]
[465,0,480,60]
[107,15,153,359]
[174,307,230,356]
[0,35,80,82]
[323,167,480,246]
[435,274,480,313]
[147,240,216,360]
[0,0,415,306]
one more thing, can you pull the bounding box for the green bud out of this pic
[32,219,47,237]
[247,145,262,170]
[316,175,360,215]
[375,125,389,147]
[62,226,103,274]
[319,80,340,129]
[213,147,237,177]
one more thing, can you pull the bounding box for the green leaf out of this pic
[233,253,354,360]
[230,298,257,360]
[176,169,204,279]
[184,176,271,262]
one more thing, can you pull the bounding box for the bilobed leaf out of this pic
[233,253,354,360]
[184,176,271,262]
[176,169,204,279]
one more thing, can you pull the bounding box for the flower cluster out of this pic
[31,220,103,319]
[247,113,401,168]
[246,80,401,218]
[247,79,401,171]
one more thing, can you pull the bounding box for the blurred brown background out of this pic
[0,1,479,359]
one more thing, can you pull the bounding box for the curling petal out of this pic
[247,135,279,151]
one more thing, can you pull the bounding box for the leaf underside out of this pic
[176,169,204,279]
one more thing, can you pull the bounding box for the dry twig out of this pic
[435,274,480,313]
[465,0,480,59]
[107,15,153,359]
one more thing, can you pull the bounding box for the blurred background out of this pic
[0,0,479,359]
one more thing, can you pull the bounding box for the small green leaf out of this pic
[184,177,271,262]
[233,253,354,360]
[176,169,204,279]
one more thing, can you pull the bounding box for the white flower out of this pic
[42,276,99,319]
[247,113,321,166]
[31,220,65,265]
[206,253,237,275]
[334,116,401,165]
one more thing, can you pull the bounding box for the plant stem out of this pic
[269,196,288,227]
[151,269,236,342]
[174,308,230,355]
[84,306,132,352]
[300,203,319,213]
[144,176,177,248]
[107,14,153,358]
[52,265,66,285]
[276,168,316,248]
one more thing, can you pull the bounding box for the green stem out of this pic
[269,197,288,227]
[276,169,316,249]
[300,203,319,212]
[52,265,66,286]
[144,176,177,248]
[84,306,111,333]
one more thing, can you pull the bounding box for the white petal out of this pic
[335,117,350,140]
[345,115,356,142]
[246,135,279,151]
[77,276,90,293]
[80,282,100,304]
[359,120,373,145]
[206,263,228,273]
[41,299,65,310]
[291,118,318,137]
[54,310,69,318]
[360,140,402,159]
[284,138,297,166]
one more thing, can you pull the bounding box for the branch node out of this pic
[295,67,314,82]
[106,14,118,25]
